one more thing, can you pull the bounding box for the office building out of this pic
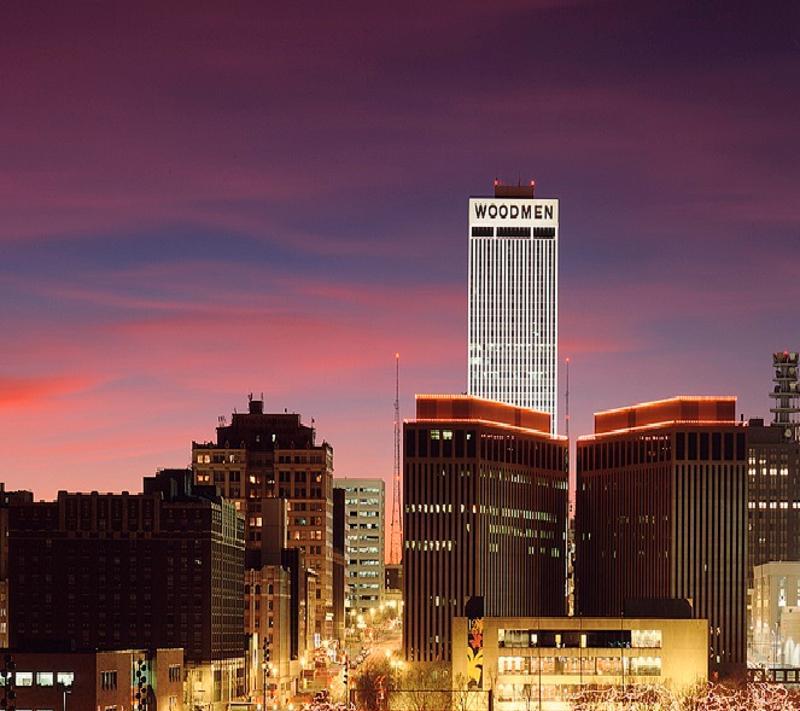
[403,395,568,662]
[752,561,800,667]
[4,648,183,711]
[334,478,385,615]
[8,469,246,696]
[193,397,335,640]
[576,396,748,674]
[0,484,33,647]
[452,615,707,706]
[747,352,800,584]
[467,180,559,431]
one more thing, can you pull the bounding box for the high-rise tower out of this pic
[467,179,559,432]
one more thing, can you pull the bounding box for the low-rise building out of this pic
[4,648,183,710]
[452,616,708,709]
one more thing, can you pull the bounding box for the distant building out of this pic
[3,648,183,711]
[334,478,385,615]
[467,180,559,431]
[404,395,568,662]
[8,469,247,705]
[752,561,800,667]
[384,563,403,619]
[452,616,708,704]
[193,397,335,640]
[576,396,747,675]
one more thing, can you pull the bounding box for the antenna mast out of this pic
[390,353,402,565]
[565,357,570,440]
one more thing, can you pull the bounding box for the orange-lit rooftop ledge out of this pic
[580,395,738,439]
[411,394,563,439]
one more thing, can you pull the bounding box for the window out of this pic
[101,670,118,690]
[169,665,181,683]
[15,672,33,686]
[57,672,75,686]
[36,671,54,686]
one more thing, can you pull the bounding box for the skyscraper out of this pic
[576,396,748,675]
[403,395,568,662]
[468,180,559,432]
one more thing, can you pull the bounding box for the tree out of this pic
[354,657,396,711]
[398,662,452,711]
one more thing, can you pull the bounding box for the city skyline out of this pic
[2,2,800,499]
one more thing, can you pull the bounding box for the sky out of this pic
[1,0,799,502]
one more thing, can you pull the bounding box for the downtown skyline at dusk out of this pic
[2,0,799,500]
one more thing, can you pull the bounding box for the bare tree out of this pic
[397,662,452,711]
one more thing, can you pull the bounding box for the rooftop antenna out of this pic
[390,353,402,565]
[770,351,800,440]
[565,357,570,440]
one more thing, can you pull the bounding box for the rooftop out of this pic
[589,396,737,437]
[412,394,554,436]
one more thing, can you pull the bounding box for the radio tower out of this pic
[390,353,402,565]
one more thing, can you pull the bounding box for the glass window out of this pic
[36,671,54,686]
[57,672,75,686]
[16,672,33,686]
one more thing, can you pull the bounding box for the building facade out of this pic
[193,397,334,640]
[747,353,800,586]
[245,565,296,705]
[452,616,708,709]
[0,484,33,648]
[576,396,748,674]
[403,395,568,662]
[4,648,184,711]
[467,180,559,431]
[334,478,385,615]
[8,470,245,669]
[752,561,800,667]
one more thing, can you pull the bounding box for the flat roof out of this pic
[590,396,737,437]
[411,394,559,438]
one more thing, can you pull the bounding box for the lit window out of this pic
[36,671,54,686]
[57,672,75,686]
[15,672,33,686]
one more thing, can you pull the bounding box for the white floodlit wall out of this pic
[468,197,559,433]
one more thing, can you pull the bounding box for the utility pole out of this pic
[390,353,402,565]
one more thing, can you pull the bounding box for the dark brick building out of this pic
[576,396,747,675]
[8,469,245,663]
[193,397,335,639]
[403,394,568,662]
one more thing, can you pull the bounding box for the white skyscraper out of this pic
[467,181,559,432]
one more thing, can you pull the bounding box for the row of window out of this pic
[499,629,662,649]
[498,655,662,676]
[0,671,74,687]
[406,428,565,470]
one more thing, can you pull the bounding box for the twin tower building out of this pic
[403,180,749,680]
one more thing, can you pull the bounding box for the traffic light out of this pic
[342,654,348,687]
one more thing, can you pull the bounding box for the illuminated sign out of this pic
[469,198,558,227]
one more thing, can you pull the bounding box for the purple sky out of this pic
[2,1,799,501]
